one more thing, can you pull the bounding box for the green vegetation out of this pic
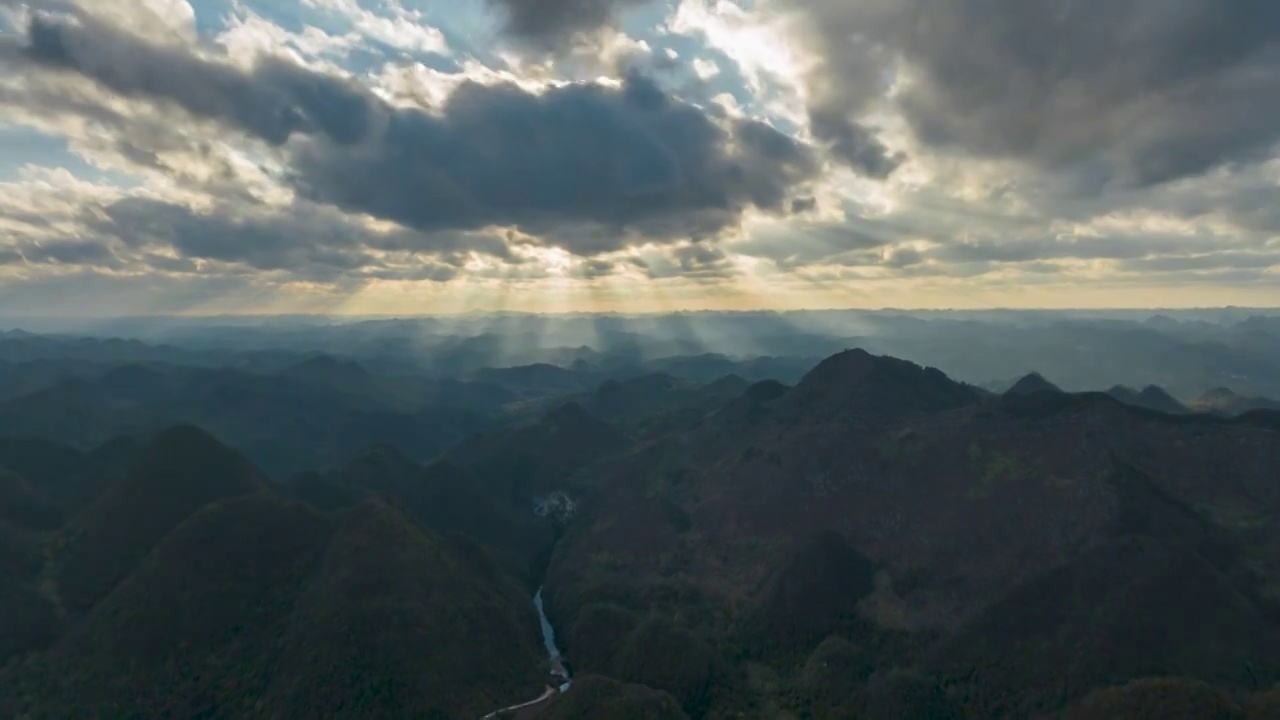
[54,425,268,614]
[610,615,733,718]
[539,674,689,720]
[965,443,1027,500]
[3,492,546,719]
[741,530,878,665]
[3,340,1280,720]
[568,603,641,673]
[1062,678,1246,720]
[0,427,547,719]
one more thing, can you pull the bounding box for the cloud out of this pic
[87,196,501,280]
[20,10,382,145]
[790,0,1280,188]
[806,107,901,178]
[635,240,734,279]
[485,0,653,47]
[15,13,818,256]
[282,72,819,253]
[5,0,1280,309]
[305,0,449,55]
[0,238,120,267]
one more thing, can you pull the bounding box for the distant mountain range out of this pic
[1,341,1279,718]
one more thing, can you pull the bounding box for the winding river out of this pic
[480,588,570,719]
[535,587,572,691]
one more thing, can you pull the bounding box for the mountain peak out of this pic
[789,349,979,416]
[55,424,267,613]
[1005,372,1062,396]
[1198,386,1240,403]
[545,400,594,427]
[705,373,751,394]
[147,425,260,471]
[798,348,878,388]
[1134,385,1188,414]
[285,354,369,378]
[1106,384,1188,414]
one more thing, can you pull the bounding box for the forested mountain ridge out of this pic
[1,339,1278,718]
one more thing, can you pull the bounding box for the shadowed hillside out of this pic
[451,401,630,507]
[53,425,269,614]
[0,438,547,719]
[543,349,1280,718]
[537,674,690,720]
[1107,384,1191,415]
[285,446,557,587]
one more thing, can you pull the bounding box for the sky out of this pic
[1,0,1279,315]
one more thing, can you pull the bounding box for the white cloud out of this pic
[668,0,811,115]
[691,56,719,79]
[217,7,359,64]
[302,0,449,55]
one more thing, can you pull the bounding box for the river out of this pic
[534,587,571,691]
[480,588,570,719]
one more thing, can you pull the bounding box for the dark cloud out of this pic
[486,0,652,46]
[0,239,122,269]
[23,10,381,146]
[797,0,1280,187]
[571,257,617,279]
[18,16,817,256]
[289,73,818,253]
[806,107,901,178]
[86,197,486,280]
[790,197,816,214]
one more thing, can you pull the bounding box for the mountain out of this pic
[1107,384,1191,414]
[0,467,62,531]
[471,363,599,395]
[586,373,752,437]
[540,674,690,719]
[0,367,495,477]
[1,492,547,719]
[450,401,630,507]
[52,425,269,614]
[1193,387,1280,417]
[309,446,556,587]
[258,497,545,718]
[1061,677,1280,720]
[280,354,380,399]
[5,336,1280,718]
[780,349,983,420]
[1005,371,1062,395]
[0,427,550,712]
[542,349,1280,718]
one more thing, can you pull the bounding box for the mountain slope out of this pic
[262,497,544,718]
[2,492,547,719]
[324,446,556,587]
[450,401,630,506]
[1107,384,1191,414]
[543,349,1280,718]
[53,425,268,614]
